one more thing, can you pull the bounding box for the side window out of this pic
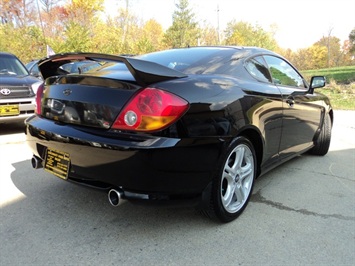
[245,56,272,83]
[31,63,39,74]
[264,55,306,88]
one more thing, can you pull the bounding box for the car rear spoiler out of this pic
[38,52,187,87]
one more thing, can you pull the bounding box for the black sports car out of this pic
[25,47,332,222]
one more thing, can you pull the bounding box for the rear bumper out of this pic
[25,116,224,197]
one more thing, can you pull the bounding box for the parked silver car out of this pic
[0,52,42,123]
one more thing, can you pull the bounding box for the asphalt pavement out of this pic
[0,110,354,265]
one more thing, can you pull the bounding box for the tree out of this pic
[315,35,342,67]
[224,21,278,50]
[0,0,37,27]
[289,45,327,70]
[63,21,91,52]
[199,22,219,46]
[0,24,45,62]
[136,19,164,53]
[90,19,123,54]
[40,0,61,13]
[59,0,104,52]
[113,7,142,53]
[163,0,199,48]
[349,28,355,54]
[308,45,328,69]
[341,40,355,66]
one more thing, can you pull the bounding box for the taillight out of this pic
[112,88,189,132]
[35,83,44,114]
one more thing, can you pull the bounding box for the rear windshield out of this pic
[0,54,29,76]
[137,47,239,74]
[87,47,244,77]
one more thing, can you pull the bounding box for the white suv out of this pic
[0,52,42,123]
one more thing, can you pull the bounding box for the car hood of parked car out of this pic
[0,74,41,86]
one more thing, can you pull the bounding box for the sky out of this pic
[104,0,355,51]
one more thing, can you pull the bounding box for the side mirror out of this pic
[309,76,326,94]
[30,71,43,80]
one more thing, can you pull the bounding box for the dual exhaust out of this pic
[31,155,126,207]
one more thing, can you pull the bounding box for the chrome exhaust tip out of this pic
[31,156,43,169]
[108,188,125,207]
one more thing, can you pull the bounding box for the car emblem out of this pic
[0,88,11,96]
[63,89,72,96]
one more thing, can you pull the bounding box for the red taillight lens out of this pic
[35,84,44,114]
[112,88,189,132]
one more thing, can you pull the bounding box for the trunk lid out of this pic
[37,53,187,129]
[41,75,139,129]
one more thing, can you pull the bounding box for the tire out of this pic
[309,113,331,156]
[203,136,256,223]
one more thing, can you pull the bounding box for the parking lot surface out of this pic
[1,110,354,265]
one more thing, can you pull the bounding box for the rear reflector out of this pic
[35,84,45,114]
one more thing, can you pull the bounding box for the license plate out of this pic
[44,149,70,180]
[0,105,20,116]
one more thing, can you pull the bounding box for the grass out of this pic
[318,81,355,110]
[301,65,355,84]
[301,66,355,110]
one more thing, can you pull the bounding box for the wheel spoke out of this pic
[234,183,245,205]
[222,182,237,207]
[240,161,253,181]
[225,147,244,175]
[235,147,245,169]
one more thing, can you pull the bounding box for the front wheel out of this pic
[203,137,256,223]
[309,113,332,156]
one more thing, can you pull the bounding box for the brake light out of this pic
[112,88,189,132]
[35,84,44,114]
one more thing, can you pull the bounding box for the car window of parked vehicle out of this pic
[28,61,40,74]
[245,56,272,83]
[0,55,29,76]
[263,55,306,88]
[25,60,37,70]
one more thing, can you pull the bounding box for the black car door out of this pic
[263,55,323,159]
[243,56,284,169]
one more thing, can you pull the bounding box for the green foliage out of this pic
[0,0,353,69]
[224,21,278,50]
[302,66,355,110]
[136,19,164,53]
[301,66,355,84]
[314,36,343,67]
[0,24,46,62]
[63,22,91,52]
[349,28,355,53]
[318,82,355,110]
[290,45,327,70]
[90,20,123,54]
[163,0,199,48]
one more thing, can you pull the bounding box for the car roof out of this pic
[179,45,276,55]
[0,52,18,57]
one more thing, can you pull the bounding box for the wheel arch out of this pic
[237,127,263,177]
